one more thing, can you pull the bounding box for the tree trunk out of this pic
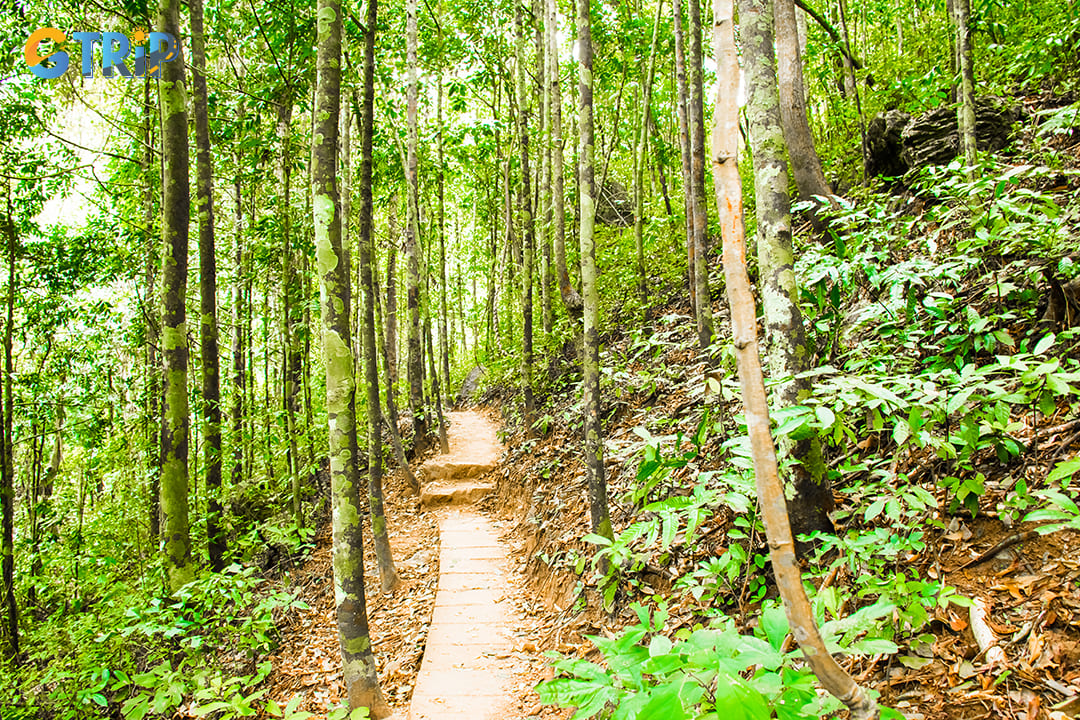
[577,0,613,551]
[142,75,162,543]
[713,1,877,716]
[633,0,664,311]
[374,268,419,495]
[436,71,452,400]
[673,0,697,316]
[688,0,714,349]
[279,92,303,531]
[386,204,399,392]
[548,0,583,319]
[739,0,833,541]
[535,0,554,338]
[775,0,833,205]
[1,184,17,658]
[231,159,246,496]
[954,0,977,176]
[190,0,225,571]
[312,1,389,713]
[405,0,428,451]
[516,0,536,433]
[157,0,193,594]
[357,4,401,592]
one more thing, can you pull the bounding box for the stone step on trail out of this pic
[417,411,502,509]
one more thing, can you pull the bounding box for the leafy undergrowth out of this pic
[480,118,1080,720]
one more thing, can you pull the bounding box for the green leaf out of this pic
[1048,457,1080,485]
[865,498,886,521]
[648,635,673,657]
[1034,333,1056,355]
[122,695,150,720]
[582,533,613,547]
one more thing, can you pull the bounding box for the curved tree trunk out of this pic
[312,0,389,713]
[190,0,225,570]
[156,0,193,594]
[713,0,877,716]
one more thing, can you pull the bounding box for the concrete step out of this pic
[420,481,495,508]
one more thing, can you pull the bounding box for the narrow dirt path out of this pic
[409,410,526,719]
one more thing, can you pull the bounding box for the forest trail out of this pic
[408,411,522,719]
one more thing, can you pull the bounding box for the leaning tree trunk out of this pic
[577,0,613,548]
[687,0,714,350]
[775,0,833,206]
[713,0,877,716]
[190,0,225,570]
[547,0,583,318]
[739,0,833,541]
[311,0,390,713]
[357,1,401,593]
[405,0,428,450]
[157,0,193,594]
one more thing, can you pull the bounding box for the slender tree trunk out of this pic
[740,0,833,540]
[954,0,976,177]
[358,6,402,591]
[375,270,419,494]
[633,0,663,311]
[143,76,162,542]
[673,0,697,316]
[535,0,554,338]
[548,0,583,319]
[1,184,17,658]
[836,0,867,182]
[436,72,452,400]
[775,0,833,205]
[231,160,246,495]
[577,0,613,551]
[191,0,225,570]
[425,311,450,453]
[157,0,193,594]
[516,0,536,433]
[405,0,428,451]
[713,1,877,716]
[278,93,304,530]
[688,0,714,350]
[312,1,389,713]
[386,206,399,392]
